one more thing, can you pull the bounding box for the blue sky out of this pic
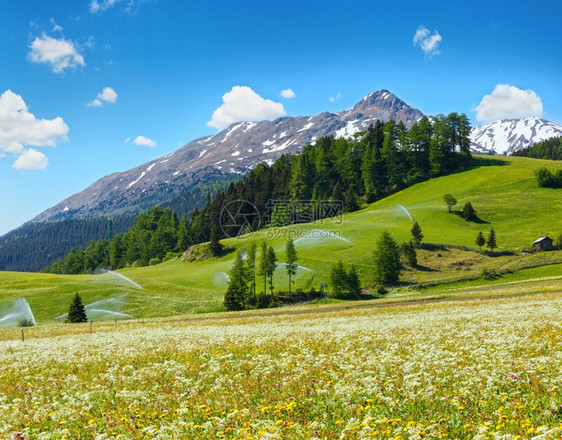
[1,0,561,235]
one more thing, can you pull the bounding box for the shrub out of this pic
[257,292,271,309]
[481,268,498,280]
[462,202,476,221]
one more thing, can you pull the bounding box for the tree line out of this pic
[512,136,562,161]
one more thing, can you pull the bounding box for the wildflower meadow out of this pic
[1,294,561,439]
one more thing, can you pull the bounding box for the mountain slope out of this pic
[2,155,561,321]
[31,90,423,223]
[470,117,562,155]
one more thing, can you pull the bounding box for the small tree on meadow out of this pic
[410,222,423,245]
[246,243,257,303]
[475,231,486,252]
[65,292,88,323]
[285,239,298,295]
[346,265,362,297]
[330,260,347,298]
[265,246,277,298]
[462,202,476,221]
[374,231,401,284]
[224,251,249,311]
[443,194,457,213]
[400,241,417,267]
[487,228,497,252]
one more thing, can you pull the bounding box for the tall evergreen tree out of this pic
[410,221,423,245]
[246,243,257,303]
[346,264,361,297]
[258,241,268,295]
[265,246,277,298]
[286,240,298,295]
[400,241,417,267]
[487,228,497,252]
[374,231,401,284]
[65,292,88,323]
[330,260,348,298]
[209,225,223,256]
[224,251,249,311]
[475,231,486,252]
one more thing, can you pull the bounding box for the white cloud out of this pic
[329,92,342,103]
[88,99,103,108]
[89,0,119,13]
[124,137,131,143]
[134,135,157,147]
[89,0,145,13]
[280,88,296,99]
[50,18,63,33]
[413,25,442,57]
[13,148,48,170]
[28,34,85,73]
[0,90,69,168]
[475,84,543,122]
[207,86,286,130]
[88,87,118,107]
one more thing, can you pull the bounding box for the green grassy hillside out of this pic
[1,155,561,323]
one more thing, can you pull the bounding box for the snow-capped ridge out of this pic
[470,117,562,155]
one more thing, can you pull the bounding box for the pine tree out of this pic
[374,231,401,284]
[265,246,277,298]
[224,251,248,311]
[65,292,88,323]
[258,241,268,295]
[246,243,257,303]
[400,241,417,266]
[475,231,486,252]
[487,228,497,252]
[209,225,222,256]
[285,240,297,295]
[462,202,476,221]
[443,194,457,213]
[330,260,347,298]
[346,264,361,297]
[410,222,423,245]
[344,186,359,212]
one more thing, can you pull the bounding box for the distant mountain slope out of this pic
[470,117,562,155]
[31,90,423,223]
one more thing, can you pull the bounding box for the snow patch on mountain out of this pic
[470,117,562,155]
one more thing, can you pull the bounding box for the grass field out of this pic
[1,292,562,439]
[0,155,561,322]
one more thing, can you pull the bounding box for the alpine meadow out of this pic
[1,1,562,439]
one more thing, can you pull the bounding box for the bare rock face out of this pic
[32,90,424,223]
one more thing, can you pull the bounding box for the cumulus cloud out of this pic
[28,34,85,73]
[134,135,157,147]
[329,92,342,103]
[280,88,296,99]
[13,148,49,170]
[475,84,543,122]
[88,87,118,107]
[0,90,69,169]
[413,25,442,57]
[207,86,286,130]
